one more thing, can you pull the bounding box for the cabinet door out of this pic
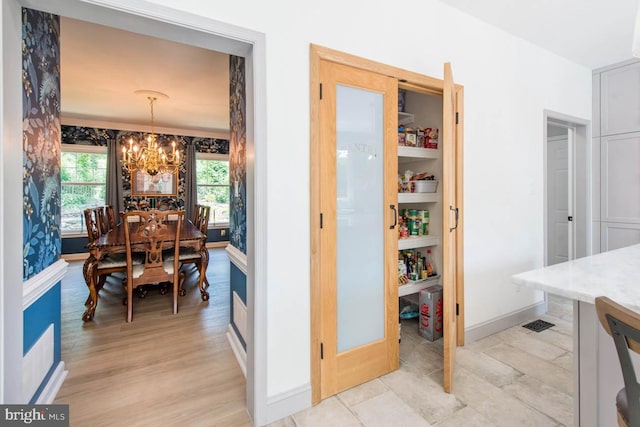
[601,133,640,224]
[601,62,640,136]
[442,62,460,393]
[318,59,399,398]
[601,222,640,251]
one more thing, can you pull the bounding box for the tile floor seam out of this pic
[498,379,569,426]
[278,296,573,427]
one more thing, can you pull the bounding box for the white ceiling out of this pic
[445,0,639,70]
[60,17,230,136]
[60,2,638,135]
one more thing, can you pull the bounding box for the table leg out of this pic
[198,247,210,301]
[82,255,99,321]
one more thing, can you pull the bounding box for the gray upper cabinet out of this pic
[601,62,640,136]
[595,60,640,253]
[601,132,640,223]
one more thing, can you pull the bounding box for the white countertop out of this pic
[512,244,640,311]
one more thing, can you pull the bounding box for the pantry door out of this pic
[442,62,460,393]
[318,59,399,399]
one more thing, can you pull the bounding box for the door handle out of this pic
[390,204,397,229]
[449,206,459,232]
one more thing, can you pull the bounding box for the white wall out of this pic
[12,0,584,410]
[141,0,592,400]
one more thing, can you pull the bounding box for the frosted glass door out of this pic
[317,57,398,399]
[336,85,384,352]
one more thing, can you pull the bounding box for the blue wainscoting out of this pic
[23,283,62,403]
[230,262,247,350]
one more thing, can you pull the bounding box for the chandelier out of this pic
[121,94,180,176]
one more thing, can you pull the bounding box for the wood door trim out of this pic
[310,44,322,405]
[310,44,464,404]
[455,86,465,345]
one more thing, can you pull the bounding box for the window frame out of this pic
[195,152,230,228]
[60,143,108,237]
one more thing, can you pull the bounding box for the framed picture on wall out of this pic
[131,171,178,196]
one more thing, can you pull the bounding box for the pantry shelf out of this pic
[398,274,441,297]
[398,235,440,251]
[398,146,439,159]
[398,112,414,125]
[398,192,440,204]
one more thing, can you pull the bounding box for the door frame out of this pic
[2,0,268,423]
[543,110,592,267]
[310,44,464,403]
[546,132,572,264]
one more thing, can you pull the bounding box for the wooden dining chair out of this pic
[105,205,117,230]
[193,204,210,234]
[84,207,102,244]
[94,206,109,235]
[595,296,640,427]
[83,207,128,306]
[177,204,210,296]
[122,210,185,322]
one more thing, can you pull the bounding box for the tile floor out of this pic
[271,296,574,427]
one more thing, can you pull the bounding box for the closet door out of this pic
[318,59,399,398]
[442,62,460,393]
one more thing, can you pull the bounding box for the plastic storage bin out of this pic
[411,180,438,193]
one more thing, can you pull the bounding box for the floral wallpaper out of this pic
[61,125,229,210]
[229,55,247,253]
[22,9,61,280]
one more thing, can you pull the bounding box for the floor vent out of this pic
[522,319,555,333]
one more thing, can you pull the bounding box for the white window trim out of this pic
[60,145,108,236]
[61,143,107,154]
[195,153,230,228]
[196,151,229,161]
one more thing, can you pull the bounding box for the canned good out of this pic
[408,218,421,236]
[419,210,429,235]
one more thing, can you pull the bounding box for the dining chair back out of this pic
[84,208,102,244]
[94,206,109,235]
[105,205,117,230]
[122,210,184,322]
[596,296,640,427]
[194,204,211,235]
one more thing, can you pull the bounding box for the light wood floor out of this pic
[56,253,574,426]
[54,248,251,427]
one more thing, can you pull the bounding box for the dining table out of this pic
[81,218,208,321]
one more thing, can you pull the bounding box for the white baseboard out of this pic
[265,383,312,425]
[226,324,246,378]
[464,301,547,344]
[35,362,68,404]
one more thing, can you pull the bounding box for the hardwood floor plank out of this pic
[54,249,251,426]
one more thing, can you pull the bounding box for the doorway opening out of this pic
[544,111,591,267]
[2,0,266,423]
[543,111,591,320]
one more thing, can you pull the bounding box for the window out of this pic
[196,153,230,226]
[61,145,107,234]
